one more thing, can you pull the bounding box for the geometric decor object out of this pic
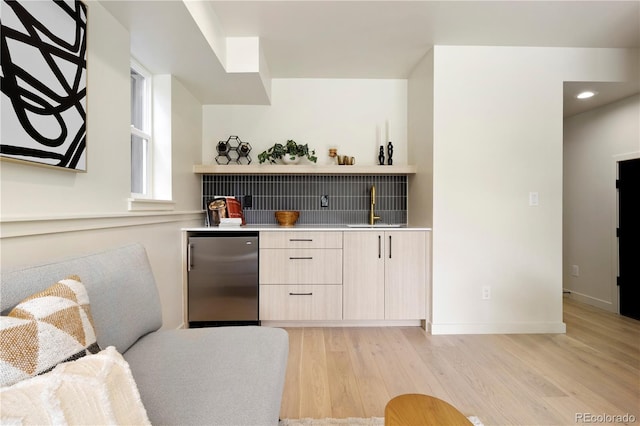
[237,141,252,164]
[215,135,251,165]
[0,275,100,387]
[0,0,88,171]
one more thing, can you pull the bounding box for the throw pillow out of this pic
[0,275,100,387]
[0,346,151,425]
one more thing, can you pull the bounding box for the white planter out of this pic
[281,154,301,164]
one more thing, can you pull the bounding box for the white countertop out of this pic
[183,225,432,232]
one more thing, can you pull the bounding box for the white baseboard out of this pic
[262,320,422,328]
[430,321,567,335]
[564,289,617,313]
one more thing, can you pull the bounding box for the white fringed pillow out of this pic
[0,346,151,425]
[0,275,100,387]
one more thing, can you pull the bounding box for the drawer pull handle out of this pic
[289,257,313,260]
[290,239,313,242]
[289,292,313,296]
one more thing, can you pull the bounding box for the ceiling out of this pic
[212,1,640,78]
[101,1,640,110]
[564,81,640,117]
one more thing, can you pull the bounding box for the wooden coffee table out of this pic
[385,393,472,426]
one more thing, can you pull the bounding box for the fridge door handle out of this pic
[188,243,194,271]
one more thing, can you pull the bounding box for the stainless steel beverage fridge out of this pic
[187,232,259,327]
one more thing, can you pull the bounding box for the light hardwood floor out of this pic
[280,298,640,425]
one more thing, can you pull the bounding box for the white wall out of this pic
[563,94,640,312]
[0,2,203,329]
[0,217,200,329]
[407,49,434,228]
[202,79,407,166]
[171,77,203,211]
[430,46,638,334]
[1,3,130,217]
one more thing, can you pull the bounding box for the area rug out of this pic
[279,416,484,426]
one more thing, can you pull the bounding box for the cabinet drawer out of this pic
[259,285,342,320]
[260,231,342,249]
[260,248,342,284]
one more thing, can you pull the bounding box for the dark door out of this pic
[618,158,640,320]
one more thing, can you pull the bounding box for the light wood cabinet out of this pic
[343,231,428,320]
[343,232,385,319]
[259,231,343,321]
[259,285,342,320]
[384,231,427,319]
[260,231,342,249]
[259,248,342,284]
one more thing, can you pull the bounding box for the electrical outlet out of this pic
[529,192,539,206]
[482,286,491,300]
[571,265,579,277]
[320,195,329,208]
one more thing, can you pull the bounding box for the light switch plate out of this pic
[482,286,491,300]
[571,265,579,277]
[529,192,539,206]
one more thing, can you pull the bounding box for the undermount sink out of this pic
[346,224,403,228]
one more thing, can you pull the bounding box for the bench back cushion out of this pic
[1,244,162,354]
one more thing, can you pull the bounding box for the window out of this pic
[130,60,152,197]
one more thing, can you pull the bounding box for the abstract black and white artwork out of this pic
[1,0,87,171]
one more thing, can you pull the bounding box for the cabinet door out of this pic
[384,231,427,320]
[343,232,385,319]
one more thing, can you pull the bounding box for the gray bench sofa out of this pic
[1,243,289,426]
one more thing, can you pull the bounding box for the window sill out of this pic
[128,198,176,212]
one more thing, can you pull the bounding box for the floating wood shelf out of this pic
[193,164,416,175]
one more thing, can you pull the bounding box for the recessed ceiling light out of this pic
[576,91,597,99]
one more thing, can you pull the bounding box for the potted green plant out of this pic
[257,139,317,164]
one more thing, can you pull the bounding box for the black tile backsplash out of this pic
[202,174,407,226]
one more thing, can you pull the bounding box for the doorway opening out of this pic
[562,83,639,317]
[615,155,640,320]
